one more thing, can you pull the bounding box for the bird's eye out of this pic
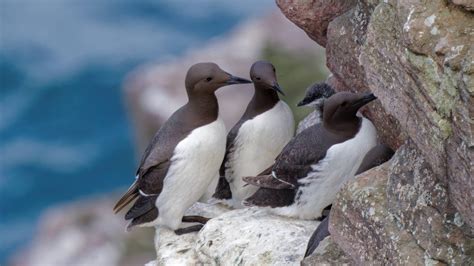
[206,77,213,82]
[272,67,276,72]
[341,101,348,107]
[256,77,261,80]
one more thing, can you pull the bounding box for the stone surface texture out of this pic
[146,204,317,266]
[196,207,317,265]
[330,144,473,265]
[276,0,357,47]
[301,236,353,266]
[278,0,474,264]
[151,203,230,265]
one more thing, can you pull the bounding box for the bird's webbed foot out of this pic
[182,215,211,224]
[174,224,204,235]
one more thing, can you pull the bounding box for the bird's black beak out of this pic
[272,83,285,96]
[352,92,377,109]
[226,74,252,85]
[297,98,309,107]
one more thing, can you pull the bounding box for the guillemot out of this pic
[295,82,336,134]
[243,91,378,219]
[355,143,394,175]
[113,62,251,234]
[211,61,294,208]
[304,143,395,257]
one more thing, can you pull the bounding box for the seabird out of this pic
[211,61,295,208]
[304,213,330,257]
[304,143,395,257]
[355,143,394,174]
[113,62,251,234]
[297,82,336,121]
[243,91,378,220]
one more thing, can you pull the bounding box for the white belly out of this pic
[226,101,294,208]
[273,117,377,219]
[154,118,226,229]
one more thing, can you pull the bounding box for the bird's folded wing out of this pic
[125,195,158,220]
[114,129,173,213]
[257,164,274,176]
[270,124,331,186]
[244,187,295,207]
[305,216,330,257]
[212,175,232,200]
[243,174,295,189]
[136,159,170,195]
[212,120,244,199]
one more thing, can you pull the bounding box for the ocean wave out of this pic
[0,138,99,174]
[0,0,275,262]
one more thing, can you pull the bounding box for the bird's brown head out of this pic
[249,60,284,95]
[185,62,251,95]
[297,82,335,108]
[323,91,377,135]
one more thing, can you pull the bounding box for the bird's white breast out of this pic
[226,101,295,208]
[154,118,226,229]
[274,117,377,219]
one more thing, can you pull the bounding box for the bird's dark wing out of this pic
[243,187,295,207]
[212,119,245,200]
[243,174,295,189]
[355,144,394,175]
[113,127,176,213]
[257,164,274,176]
[125,195,158,220]
[212,176,232,200]
[114,109,191,213]
[249,124,341,189]
[305,216,330,257]
[119,159,172,221]
[126,207,159,231]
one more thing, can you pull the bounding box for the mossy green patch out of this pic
[405,50,457,139]
[262,44,329,123]
[405,50,458,117]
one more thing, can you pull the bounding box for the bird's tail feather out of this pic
[113,180,139,213]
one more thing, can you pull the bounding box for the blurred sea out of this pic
[0,0,273,262]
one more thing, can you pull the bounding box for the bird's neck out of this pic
[254,85,279,104]
[187,92,219,120]
[243,86,279,118]
[323,116,361,139]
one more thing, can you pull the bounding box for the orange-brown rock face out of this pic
[279,0,473,264]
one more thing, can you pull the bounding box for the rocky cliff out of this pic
[18,2,471,265]
[277,0,473,264]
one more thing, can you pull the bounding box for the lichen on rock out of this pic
[196,207,317,265]
[137,0,473,264]
[301,236,353,266]
[277,0,474,264]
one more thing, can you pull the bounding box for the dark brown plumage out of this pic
[212,60,288,204]
[243,92,378,208]
[355,144,394,175]
[113,62,251,230]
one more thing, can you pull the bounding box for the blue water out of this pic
[0,0,273,262]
